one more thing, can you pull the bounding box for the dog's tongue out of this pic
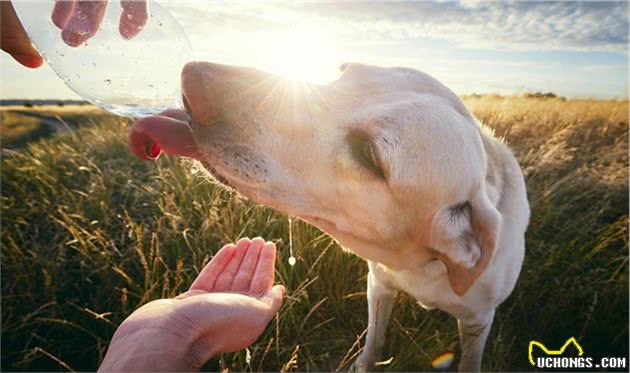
[129,115,200,160]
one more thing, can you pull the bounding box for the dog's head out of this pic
[131,62,501,295]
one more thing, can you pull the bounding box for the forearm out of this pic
[98,328,205,372]
[99,349,188,372]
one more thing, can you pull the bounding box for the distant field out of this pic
[1,106,109,149]
[1,96,628,371]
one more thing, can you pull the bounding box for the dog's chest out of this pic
[382,261,463,312]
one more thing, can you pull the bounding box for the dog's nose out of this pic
[181,62,276,125]
[181,61,224,125]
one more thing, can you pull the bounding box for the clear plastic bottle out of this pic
[13,0,193,118]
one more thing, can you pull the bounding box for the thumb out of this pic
[0,1,43,68]
[259,285,285,314]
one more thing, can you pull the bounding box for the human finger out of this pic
[0,1,43,68]
[61,0,108,47]
[189,244,236,292]
[230,237,264,292]
[119,0,148,40]
[249,241,277,294]
[212,238,250,292]
[52,0,76,29]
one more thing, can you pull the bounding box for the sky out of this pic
[1,1,628,100]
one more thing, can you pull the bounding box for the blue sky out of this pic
[1,1,628,99]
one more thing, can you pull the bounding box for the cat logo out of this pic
[528,337,584,366]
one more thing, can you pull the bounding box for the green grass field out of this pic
[1,96,628,371]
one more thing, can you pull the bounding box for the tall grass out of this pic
[1,97,628,371]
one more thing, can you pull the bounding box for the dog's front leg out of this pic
[457,310,495,372]
[353,262,397,372]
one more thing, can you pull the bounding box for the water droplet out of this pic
[288,256,296,266]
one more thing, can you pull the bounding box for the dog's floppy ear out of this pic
[428,184,501,296]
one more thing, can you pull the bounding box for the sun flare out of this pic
[261,26,340,84]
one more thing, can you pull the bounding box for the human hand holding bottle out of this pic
[1,0,148,68]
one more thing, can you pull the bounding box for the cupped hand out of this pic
[98,238,285,372]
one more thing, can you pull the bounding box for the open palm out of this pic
[99,238,285,372]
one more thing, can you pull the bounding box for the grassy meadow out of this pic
[1,96,628,371]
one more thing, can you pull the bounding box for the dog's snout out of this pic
[182,94,191,116]
[181,61,221,125]
[181,62,273,126]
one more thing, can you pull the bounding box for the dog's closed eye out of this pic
[347,132,386,179]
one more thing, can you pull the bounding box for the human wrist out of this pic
[98,324,196,372]
[187,330,222,370]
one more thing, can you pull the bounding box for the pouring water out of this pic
[288,216,296,266]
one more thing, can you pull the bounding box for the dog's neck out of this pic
[478,125,506,209]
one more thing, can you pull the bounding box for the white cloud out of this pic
[154,1,627,98]
[162,1,628,53]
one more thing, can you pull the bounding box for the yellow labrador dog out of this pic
[130,62,530,372]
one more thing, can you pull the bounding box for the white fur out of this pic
[181,62,531,372]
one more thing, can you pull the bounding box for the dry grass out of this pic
[1,97,628,371]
